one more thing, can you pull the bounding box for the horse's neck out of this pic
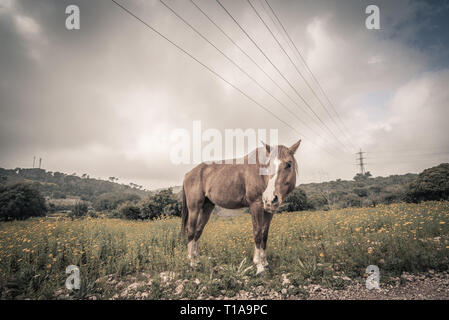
[245,147,275,168]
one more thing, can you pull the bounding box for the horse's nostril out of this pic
[272,195,278,204]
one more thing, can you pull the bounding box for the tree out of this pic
[93,192,141,211]
[119,203,141,220]
[406,163,449,202]
[140,188,181,220]
[0,183,46,221]
[69,201,89,219]
[354,171,372,181]
[353,187,368,197]
[279,188,310,212]
[343,193,362,207]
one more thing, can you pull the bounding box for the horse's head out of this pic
[261,140,301,213]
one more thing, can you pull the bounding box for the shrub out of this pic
[279,188,311,212]
[163,202,182,217]
[88,210,98,218]
[140,188,181,220]
[69,202,89,219]
[353,188,368,197]
[307,194,328,211]
[119,203,141,220]
[0,183,46,221]
[343,193,362,207]
[52,191,66,199]
[406,163,449,203]
[93,192,141,211]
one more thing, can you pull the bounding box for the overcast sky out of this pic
[1,0,449,189]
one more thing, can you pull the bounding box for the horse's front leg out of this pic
[250,201,267,275]
[260,210,273,267]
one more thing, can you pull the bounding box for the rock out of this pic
[281,273,291,286]
[54,289,65,297]
[310,284,322,293]
[141,292,149,299]
[159,271,176,283]
[126,282,140,292]
[120,290,128,298]
[175,283,184,295]
[401,273,414,282]
[212,266,224,274]
[194,278,201,285]
[281,288,287,295]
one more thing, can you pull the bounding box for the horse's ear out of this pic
[261,141,271,153]
[289,139,302,154]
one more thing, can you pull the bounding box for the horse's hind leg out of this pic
[186,205,199,267]
[192,199,215,263]
[187,199,214,267]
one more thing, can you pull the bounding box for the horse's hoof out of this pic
[189,260,198,268]
[255,264,265,275]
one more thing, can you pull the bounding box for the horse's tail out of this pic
[180,186,188,240]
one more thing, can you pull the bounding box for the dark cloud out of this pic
[1,0,448,188]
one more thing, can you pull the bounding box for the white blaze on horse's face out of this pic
[262,156,280,212]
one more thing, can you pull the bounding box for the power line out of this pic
[367,158,449,165]
[110,0,300,137]
[108,0,351,159]
[262,0,356,150]
[190,0,338,149]
[215,0,349,154]
[159,0,323,149]
[246,0,353,153]
[186,0,344,155]
[368,152,449,159]
[111,0,348,159]
[367,147,449,154]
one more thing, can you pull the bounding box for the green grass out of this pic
[0,201,448,299]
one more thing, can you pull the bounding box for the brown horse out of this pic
[181,140,301,274]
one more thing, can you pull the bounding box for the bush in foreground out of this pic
[69,202,89,219]
[280,188,311,212]
[406,163,449,203]
[139,188,181,220]
[119,203,141,220]
[0,183,46,221]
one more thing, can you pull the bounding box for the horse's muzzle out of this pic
[263,195,280,213]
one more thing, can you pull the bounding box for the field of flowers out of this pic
[0,201,448,299]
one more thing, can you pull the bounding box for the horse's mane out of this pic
[245,145,298,174]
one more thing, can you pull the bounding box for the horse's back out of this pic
[183,162,251,209]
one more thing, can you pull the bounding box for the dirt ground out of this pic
[304,271,449,300]
[208,271,449,300]
[47,270,449,300]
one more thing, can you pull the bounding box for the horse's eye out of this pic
[285,162,291,169]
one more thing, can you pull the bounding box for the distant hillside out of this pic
[151,185,182,195]
[1,165,440,213]
[298,173,418,210]
[0,167,150,202]
[156,171,420,212]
